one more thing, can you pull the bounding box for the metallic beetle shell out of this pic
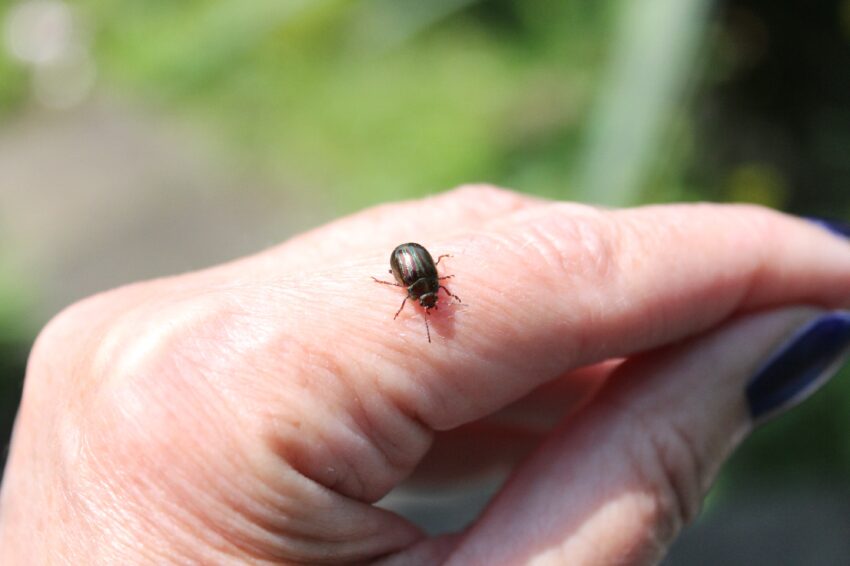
[390,243,440,305]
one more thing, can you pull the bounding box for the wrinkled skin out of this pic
[2,186,850,565]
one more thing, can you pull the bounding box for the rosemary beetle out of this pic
[372,242,461,342]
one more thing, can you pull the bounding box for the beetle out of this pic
[372,242,461,342]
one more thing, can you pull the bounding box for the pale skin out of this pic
[2,185,850,564]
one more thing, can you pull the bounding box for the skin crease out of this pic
[1,185,850,564]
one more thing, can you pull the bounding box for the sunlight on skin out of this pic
[3,187,850,564]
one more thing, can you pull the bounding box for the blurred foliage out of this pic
[77,0,619,208]
[0,264,32,343]
[2,0,850,498]
[0,52,27,118]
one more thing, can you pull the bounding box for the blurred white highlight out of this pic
[3,0,96,109]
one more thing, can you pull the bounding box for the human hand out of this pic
[2,186,850,565]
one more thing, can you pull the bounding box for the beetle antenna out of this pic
[393,296,408,319]
[424,314,431,343]
[373,276,401,287]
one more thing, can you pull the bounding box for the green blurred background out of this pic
[2,0,850,561]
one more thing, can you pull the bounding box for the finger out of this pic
[439,307,850,564]
[300,203,850,432]
[483,360,621,431]
[406,362,617,485]
[246,203,850,504]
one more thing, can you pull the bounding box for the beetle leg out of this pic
[372,276,402,287]
[435,254,452,266]
[424,313,431,343]
[439,285,462,303]
[393,296,409,319]
[437,274,454,280]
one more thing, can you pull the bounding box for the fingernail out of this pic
[804,217,850,239]
[746,312,850,424]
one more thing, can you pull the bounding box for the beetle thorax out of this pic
[408,277,439,299]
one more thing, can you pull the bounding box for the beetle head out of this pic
[419,293,438,309]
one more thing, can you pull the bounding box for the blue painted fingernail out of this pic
[805,217,850,239]
[746,312,850,424]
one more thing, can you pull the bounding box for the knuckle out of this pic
[511,205,620,286]
[629,415,705,540]
[449,182,513,199]
[628,203,788,299]
[48,286,239,441]
[32,294,108,361]
[27,282,155,392]
[266,337,433,502]
[726,203,789,246]
[447,183,536,211]
[640,202,784,251]
[27,287,251,550]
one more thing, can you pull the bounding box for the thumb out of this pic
[440,307,850,565]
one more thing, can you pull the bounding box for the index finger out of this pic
[290,202,850,432]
